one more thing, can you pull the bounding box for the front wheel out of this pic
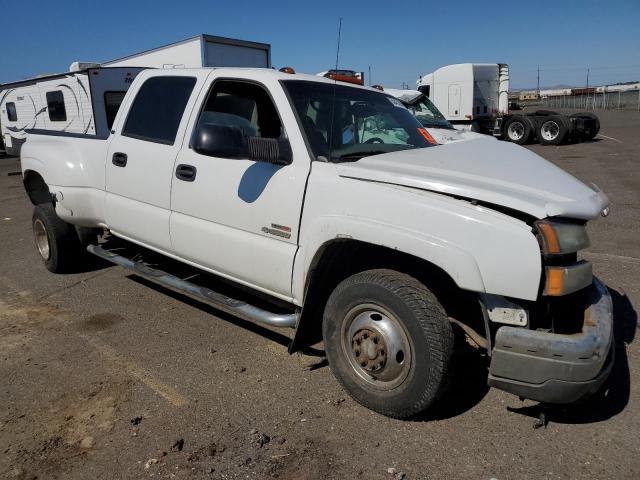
[322,269,454,418]
[32,204,83,273]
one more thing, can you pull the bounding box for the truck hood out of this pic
[337,137,608,220]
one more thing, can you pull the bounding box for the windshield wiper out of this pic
[334,150,389,162]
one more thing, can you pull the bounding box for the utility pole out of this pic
[536,65,540,97]
[586,68,590,89]
[368,65,372,86]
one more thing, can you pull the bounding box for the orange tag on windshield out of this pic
[418,127,438,145]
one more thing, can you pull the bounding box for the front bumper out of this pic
[488,277,614,403]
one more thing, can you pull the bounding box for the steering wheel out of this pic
[364,137,384,144]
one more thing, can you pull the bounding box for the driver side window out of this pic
[198,80,282,139]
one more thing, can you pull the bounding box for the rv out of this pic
[1,34,272,156]
[0,66,144,156]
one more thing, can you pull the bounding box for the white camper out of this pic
[1,34,272,156]
[0,67,144,156]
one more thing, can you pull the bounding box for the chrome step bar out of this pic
[87,245,298,329]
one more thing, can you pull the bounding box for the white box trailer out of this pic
[102,34,271,69]
[0,67,145,156]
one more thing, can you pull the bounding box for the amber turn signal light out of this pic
[418,128,438,145]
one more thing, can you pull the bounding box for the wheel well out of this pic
[23,170,52,206]
[288,239,481,353]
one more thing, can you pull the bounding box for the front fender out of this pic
[294,164,542,302]
[292,215,486,301]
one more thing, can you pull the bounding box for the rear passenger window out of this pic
[6,102,17,121]
[197,80,282,139]
[46,91,67,122]
[104,91,126,130]
[122,76,196,145]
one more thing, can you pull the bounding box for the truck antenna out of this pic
[327,17,342,162]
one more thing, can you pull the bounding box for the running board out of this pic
[87,244,298,329]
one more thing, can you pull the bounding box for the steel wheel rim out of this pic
[507,121,524,140]
[33,219,50,261]
[541,121,560,140]
[340,303,412,390]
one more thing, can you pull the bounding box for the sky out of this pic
[1,0,639,89]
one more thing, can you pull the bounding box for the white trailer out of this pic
[0,67,144,156]
[102,34,271,69]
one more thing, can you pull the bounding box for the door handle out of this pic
[175,164,197,182]
[112,152,128,167]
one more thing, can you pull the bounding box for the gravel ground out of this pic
[1,110,638,479]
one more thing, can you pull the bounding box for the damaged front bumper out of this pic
[488,277,614,404]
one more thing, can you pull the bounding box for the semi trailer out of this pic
[416,63,600,145]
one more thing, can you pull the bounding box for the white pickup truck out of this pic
[21,68,613,418]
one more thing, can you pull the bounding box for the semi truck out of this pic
[20,67,613,418]
[416,63,600,145]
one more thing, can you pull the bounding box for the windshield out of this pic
[408,96,455,130]
[282,80,434,161]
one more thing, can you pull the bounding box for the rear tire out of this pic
[538,115,571,145]
[32,204,84,273]
[504,115,534,144]
[322,269,455,418]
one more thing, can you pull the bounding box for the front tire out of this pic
[32,204,83,273]
[322,269,454,418]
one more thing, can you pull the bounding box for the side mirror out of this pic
[192,123,248,159]
[247,137,292,165]
[193,122,293,165]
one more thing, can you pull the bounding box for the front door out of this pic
[170,76,310,300]
[105,72,201,251]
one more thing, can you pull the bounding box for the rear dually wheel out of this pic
[32,204,84,273]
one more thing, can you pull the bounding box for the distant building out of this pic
[519,91,539,100]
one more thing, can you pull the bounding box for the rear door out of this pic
[105,71,205,252]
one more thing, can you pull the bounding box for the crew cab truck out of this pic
[21,68,614,418]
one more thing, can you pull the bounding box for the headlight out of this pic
[535,220,590,256]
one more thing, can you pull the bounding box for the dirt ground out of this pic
[1,109,639,479]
